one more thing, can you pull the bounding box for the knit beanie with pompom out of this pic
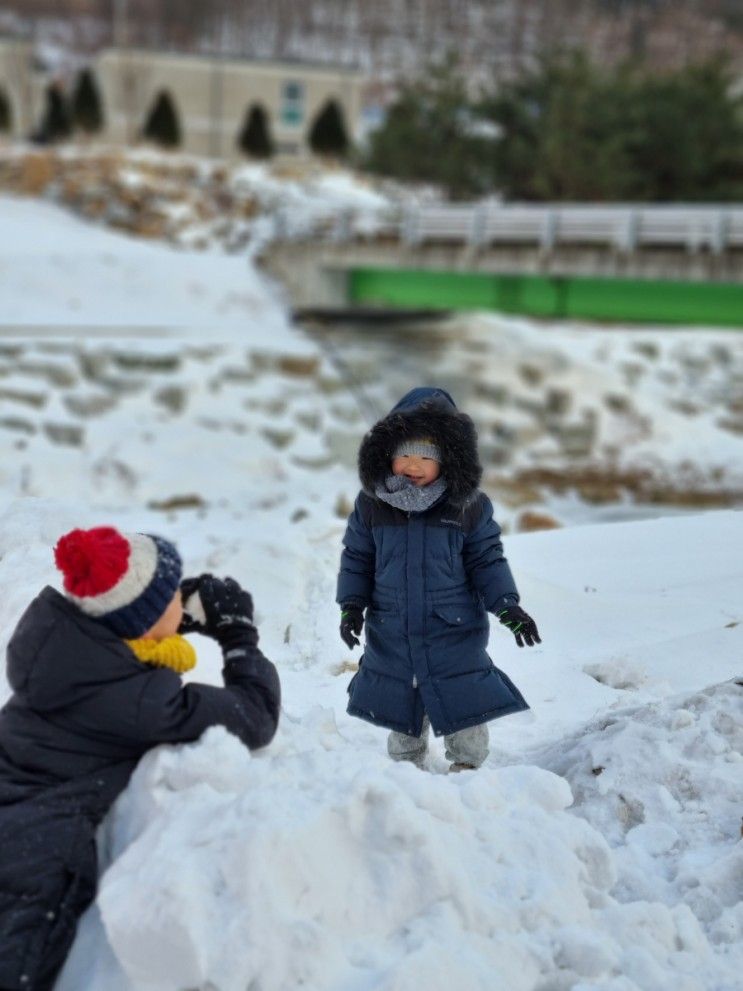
[54,526,182,638]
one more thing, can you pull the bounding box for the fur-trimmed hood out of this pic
[358,387,482,508]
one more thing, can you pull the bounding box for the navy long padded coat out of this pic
[0,587,280,991]
[337,387,528,738]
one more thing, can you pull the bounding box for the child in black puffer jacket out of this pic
[0,526,280,991]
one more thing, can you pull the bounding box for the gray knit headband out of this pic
[393,440,442,462]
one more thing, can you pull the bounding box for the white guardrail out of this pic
[340,204,743,253]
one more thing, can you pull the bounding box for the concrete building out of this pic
[97,49,363,157]
[0,38,42,140]
[0,39,364,157]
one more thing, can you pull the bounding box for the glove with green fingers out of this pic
[497,605,541,648]
[340,604,364,649]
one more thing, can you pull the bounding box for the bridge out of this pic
[262,203,743,326]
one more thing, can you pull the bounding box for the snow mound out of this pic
[537,679,743,977]
[87,703,736,991]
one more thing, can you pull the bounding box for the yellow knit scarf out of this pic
[126,634,197,674]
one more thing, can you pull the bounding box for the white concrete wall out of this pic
[97,48,364,157]
[0,40,39,139]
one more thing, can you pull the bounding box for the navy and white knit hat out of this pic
[393,439,442,462]
[54,526,182,638]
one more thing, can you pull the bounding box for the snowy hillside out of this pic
[0,193,741,990]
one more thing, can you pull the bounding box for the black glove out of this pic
[179,574,257,648]
[340,605,364,649]
[497,605,541,648]
[178,575,207,634]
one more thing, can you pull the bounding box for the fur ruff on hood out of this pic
[358,387,482,508]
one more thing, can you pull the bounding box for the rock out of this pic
[331,659,359,676]
[488,477,544,508]
[262,426,295,449]
[133,213,169,239]
[316,374,346,394]
[43,422,84,446]
[154,386,188,414]
[545,388,571,417]
[709,344,731,366]
[277,354,321,377]
[621,361,645,387]
[148,494,206,511]
[250,351,278,373]
[220,366,256,384]
[604,393,633,415]
[717,417,743,436]
[0,387,47,409]
[0,416,36,434]
[631,341,660,360]
[328,402,361,424]
[17,360,77,387]
[668,399,701,417]
[295,409,322,431]
[20,154,55,195]
[244,397,287,415]
[291,508,309,523]
[513,396,549,422]
[78,351,110,381]
[64,394,118,417]
[475,381,509,405]
[516,510,561,532]
[292,453,335,470]
[98,375,148,396]
[112,351,181,373]
[334,494,354,518]
[552,415,597,458]
[576,479,623,503]
[518,363,544,387]
[478,440,512,467]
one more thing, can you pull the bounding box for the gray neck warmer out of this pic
[375,474,448,513]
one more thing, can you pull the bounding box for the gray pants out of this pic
[388,715,489,769]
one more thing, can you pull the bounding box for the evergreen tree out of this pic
[364,57,491,199]
[479,54,743,201]
[39,84,72,143]
[621,60,743,201]
[72,69,104,134]
[0,89,11,133]
[238,104,273,158]
[142,91,181,148]
[309,99,350,158]
[480,54,636,201]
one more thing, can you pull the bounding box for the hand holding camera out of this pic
[179,574,257,649]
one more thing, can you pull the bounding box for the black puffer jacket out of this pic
[0,586,280,991]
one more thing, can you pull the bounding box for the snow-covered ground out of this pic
[0,192,302,339]
[0,193,741,990]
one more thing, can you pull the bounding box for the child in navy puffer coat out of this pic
[337,387,540,771]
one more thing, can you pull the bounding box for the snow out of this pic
[0,194,741,990]
[0,194,303,344]
[0,501,739,991]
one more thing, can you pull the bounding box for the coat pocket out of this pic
[367,597,399,629]
[427,602,489,646]
[433,604,473,627]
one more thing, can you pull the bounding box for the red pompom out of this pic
[54,527,130,598]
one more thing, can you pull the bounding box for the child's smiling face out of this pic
[391,454,441,487]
